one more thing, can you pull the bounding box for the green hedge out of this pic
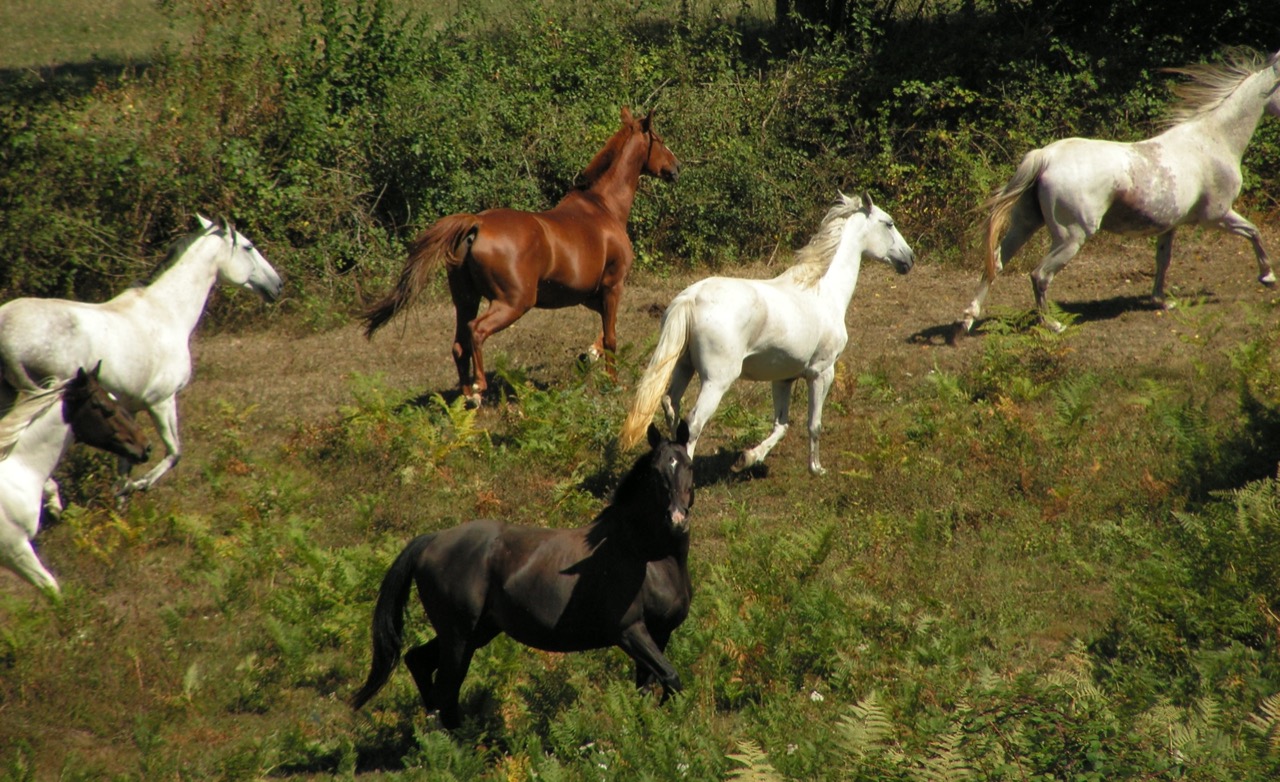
[1,0,1275,321]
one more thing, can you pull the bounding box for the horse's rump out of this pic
[363,214,481,337]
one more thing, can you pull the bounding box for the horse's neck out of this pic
[583,146,645,222]
[593,505,673,561]
[1190,68,1276,159]
[815,221,867,308]
[139,237,223,335]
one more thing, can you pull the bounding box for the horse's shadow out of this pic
[912,292,1216,344]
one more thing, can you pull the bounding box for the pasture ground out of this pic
[3,223,1280,778]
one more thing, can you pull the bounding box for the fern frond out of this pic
[1246,691,1280,754]
[837,690,894,758]
[726,740,785,781]
[916,730,974,782]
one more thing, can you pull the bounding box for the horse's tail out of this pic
[351,533,434,710]
[363,214,480,338]
[620,296,693,450]
[983,148,1048,282]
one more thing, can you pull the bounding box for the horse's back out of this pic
[0,297,100,389]
[471,198,624,301]
[680,276,829,379]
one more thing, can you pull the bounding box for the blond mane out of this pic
[0,381,65,459]
[776,194,866,288]
[1162,47,1274,127]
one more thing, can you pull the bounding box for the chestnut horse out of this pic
[363,107,680,404]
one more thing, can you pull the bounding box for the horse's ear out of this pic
[90,360,103,379]
[621,106,635,125]
[675,419,691,447]
[640,109,655,132]
[197,214,213,230]
[74,366,90,383]
[860,190,874,210]
[647,423,662,448]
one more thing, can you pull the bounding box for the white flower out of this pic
[809,690,825,702]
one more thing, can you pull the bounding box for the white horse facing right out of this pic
[1,365,150,596]
[960,48,1280,334]
[620,192,914,474]
[0,216,282,496]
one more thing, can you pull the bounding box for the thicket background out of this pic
[2,0,1277,320]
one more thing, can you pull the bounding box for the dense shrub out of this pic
[2,0,1276,320]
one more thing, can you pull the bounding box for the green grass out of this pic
[6,317,1280,779]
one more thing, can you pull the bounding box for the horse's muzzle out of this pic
[893,251,916,275]
[669,507,690,533]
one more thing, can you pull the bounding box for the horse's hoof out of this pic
[464,392,483,409]
[1260,273,1276,287]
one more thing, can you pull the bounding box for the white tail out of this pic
[620,298,693,449]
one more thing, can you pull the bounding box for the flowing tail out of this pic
[363,215,480,338]
[982,148,1048,283]
[351,534,435,709]
[620,297,693,450]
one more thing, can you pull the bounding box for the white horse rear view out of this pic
[0,216,281,494]
[0,366,150,596]
[960,48,1280,333]
[620,192,914,474]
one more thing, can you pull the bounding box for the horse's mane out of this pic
[0,381,66,459]
[776,194,865,289]
[1162,47,1273,127]
[575,124,633,189]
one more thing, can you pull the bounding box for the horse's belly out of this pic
[740,349,810,381]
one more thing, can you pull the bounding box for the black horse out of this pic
[352,422,695,729]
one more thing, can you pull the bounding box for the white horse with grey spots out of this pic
[960,47,1280,334]
[0,216,282,498]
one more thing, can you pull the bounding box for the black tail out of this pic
[351,534,435,709]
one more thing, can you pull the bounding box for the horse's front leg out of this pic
[120,397,179,494]
[593,283,624,382]
[736,379,794,472]
[618,624,683,701]
[1215,210,1275,286]
[805,366,835,476]
[41,478,63,521]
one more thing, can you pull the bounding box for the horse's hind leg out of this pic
[1214,210,1275,286]
[736,379,794,472]
[661,359,695,433]
[466,299,529,405]
[447,270,482,402]
[684,373,736,461]
[1031,225,1088,333]
[962,194,1043,331]
[430,623,498,729]
[403,639,441,711]
[1152,230,1175,306]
